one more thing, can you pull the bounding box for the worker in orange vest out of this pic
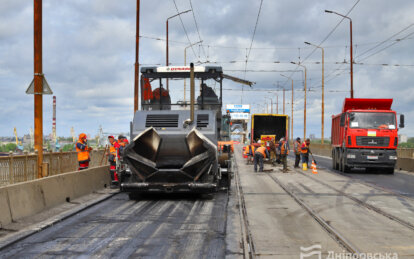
[301,138,311,168]
[278,138,290,172]
[293,137,302,168]
[76,133,92,170]
[107,136,119,185]
[117,135,127,160]
[254,146,269,172]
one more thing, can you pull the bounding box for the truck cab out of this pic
[331,98,404,174]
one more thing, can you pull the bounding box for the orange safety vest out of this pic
[301,142,309,154]
[255,146,267,158]
[109,143,117,161]
[76,141,90,162]
[281,141,289,155]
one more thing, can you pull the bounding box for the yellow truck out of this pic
[250,114,290,144]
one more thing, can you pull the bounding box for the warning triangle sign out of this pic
[26,76,53,95]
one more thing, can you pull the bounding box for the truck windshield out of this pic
[349,112,396,129]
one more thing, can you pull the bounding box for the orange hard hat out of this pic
[79,133,87,140]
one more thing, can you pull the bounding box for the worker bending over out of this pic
[254,146,269,172]
[278,138,289,172]
[76,133,92,170]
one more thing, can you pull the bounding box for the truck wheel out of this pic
[332,149,336,169]
[343,164,350,173]
[334,149,340,170]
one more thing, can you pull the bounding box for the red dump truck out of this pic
[331,98,404,174]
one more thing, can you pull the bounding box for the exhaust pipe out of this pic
[190,62,195,124]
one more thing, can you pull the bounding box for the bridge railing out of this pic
[0,150,108,186]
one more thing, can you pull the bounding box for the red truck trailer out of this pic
[331,98,404,174]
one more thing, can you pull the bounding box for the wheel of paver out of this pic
[128,192,141,200]
[385,167,395,174]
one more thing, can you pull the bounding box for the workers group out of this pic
[245,137,311,173]
[76,133,129,187]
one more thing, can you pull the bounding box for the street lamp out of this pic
[184,40,202,103]
[281,74,293,141]
[305,41,325,144]
[265,97,273,113]
[291,61,307,141]
[325,9,354,98]
[166,9,191,90]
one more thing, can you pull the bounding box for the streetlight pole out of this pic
[166,9,191,91]
[325,10,353,98]
[291,62,307,140]
[265,97,273,113]
[184,40,202,103]
[305,41,325,144]
[281,74,294,141]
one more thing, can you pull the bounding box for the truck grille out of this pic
[356,136,390,147]
[197,114,209,128]
[145,114,179,128]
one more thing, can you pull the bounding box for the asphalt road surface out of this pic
[0,192,229,258]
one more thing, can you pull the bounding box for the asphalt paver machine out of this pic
[119,64,234,196]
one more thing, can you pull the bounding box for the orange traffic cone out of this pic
[311,160,318,174]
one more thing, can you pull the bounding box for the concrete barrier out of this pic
[0,166,110,228]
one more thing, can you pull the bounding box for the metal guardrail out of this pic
[0,150,108,186]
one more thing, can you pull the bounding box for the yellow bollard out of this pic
[302,162,308,171]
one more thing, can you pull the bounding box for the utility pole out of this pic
[281,74,294,141]
[34,0,43,178]
[265,97,273,113]
[325,10,353,98]
[134,0,140,113]
[291,62,307,140]
[305,41,325,144]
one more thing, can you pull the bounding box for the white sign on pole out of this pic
[226,104,250,113]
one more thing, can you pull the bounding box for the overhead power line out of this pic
[172,0,197,58]
[189,0,207,60]
[356,23,414,60]
[284,0,361,88]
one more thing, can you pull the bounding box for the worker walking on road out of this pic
[76,133,92,170]
[301,138,311,169]
[254,146,269,172]
[294,137,301,168]
[278,138,289,172]
[107,136,119,186]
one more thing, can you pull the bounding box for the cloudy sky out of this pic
[1,0,413,139]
